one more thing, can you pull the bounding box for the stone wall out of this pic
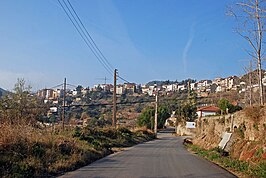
[175,124,196,137]
[192,107,266,161]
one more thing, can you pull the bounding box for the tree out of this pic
[228,0,266,105]
[175,91,197,121]
[158,105,170,128]
[218,98,231,114]
[0,78,47,124]
[137,105,170,129]
[175,102,197,122]
[218,98,242,114]
[137,107,155,129]
[76,85,83,96]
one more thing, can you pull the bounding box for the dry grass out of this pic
[0,122,154,177]
[0,122,34,146]
[0,123,104,177]
[244,105,263,122]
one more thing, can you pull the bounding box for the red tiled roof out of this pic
[231,101,238,106]
[197,106,220,112]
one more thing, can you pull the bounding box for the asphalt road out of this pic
[61,133,237,178]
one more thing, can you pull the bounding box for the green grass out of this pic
[185,144,266,178]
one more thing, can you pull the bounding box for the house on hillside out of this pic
[116,84,125,95]
[37,89,58,100]
[227,76,239,90]
[178,84,186,91]
[124,83,136,94]
[196,106,220,117]
[190,83,197,91]
[197,80,212,88]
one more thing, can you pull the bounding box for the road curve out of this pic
[61,133,236,178]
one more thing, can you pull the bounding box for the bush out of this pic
[218,98,242,114]
[137,106,170,129]
[244,106,263,122]
[236,123,246,139]
[32,143,46,158]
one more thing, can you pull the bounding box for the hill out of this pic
[0,88,7,97]
[240,69,266,84]
[146,79,196,87]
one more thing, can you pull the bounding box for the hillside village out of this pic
[36,71,266,106]
[24,71,263,128]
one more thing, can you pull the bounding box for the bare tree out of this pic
[228,0,266,105]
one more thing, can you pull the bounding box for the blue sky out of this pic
[0,0,250,90]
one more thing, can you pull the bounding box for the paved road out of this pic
[61,133,237,178]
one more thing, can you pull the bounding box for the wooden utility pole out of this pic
[249,61,253,106]
[62,78,66,131]
[154,93,158,137]
[187,80,191,95]
[113,69,117,128]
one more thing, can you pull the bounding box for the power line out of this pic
[63,0,113,74]
[46,82,77,90]
[66,83,78,88]
[117,75,131,83]
[66,0,114,71]
[116,69,131,83]
[50,83,63,89]
[57,0,132,83]
[57,0,113,75]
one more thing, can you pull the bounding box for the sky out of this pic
[0,0,251,91]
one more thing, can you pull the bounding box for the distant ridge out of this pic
[146,79,196,87]
[0,88,7,97]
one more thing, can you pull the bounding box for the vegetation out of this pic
[218,98,242,114]
[244,105,263,122]
[185,144,266,178]
[0,79,155,177]
[74,126,155,149]
[146,79,196,87]
[174,91,197,121]
[0,78,47,124]
[229,0,266,105]
[0,123,154,177]
[137,105,170,129]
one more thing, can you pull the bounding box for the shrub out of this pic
[244,106,262,122]
[253,123,259,131]
[236,123,246,139]
[250,162,266,177]
[222,158,249,172]
[217,98,242,114]
[32,142,46,158]
[218,116,226,124]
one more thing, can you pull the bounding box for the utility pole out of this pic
[104,76,107,85]
[249,60,253,106]
[154,92,158,137]
[62,78,66,131]
[113,69,117,128]
[187,80,191,95]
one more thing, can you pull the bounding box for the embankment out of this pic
[0,124,154,177]
[191,106,266,177]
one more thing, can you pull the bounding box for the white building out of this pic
[178,84,186,91]
[197,106,220,117]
